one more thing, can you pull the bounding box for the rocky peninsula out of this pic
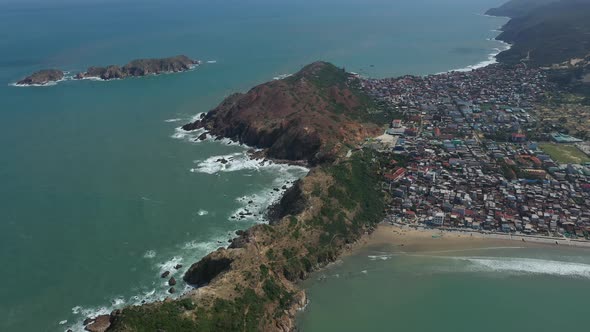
[94,61,391,332]
[16,69,64,86]
[75,55,199,80]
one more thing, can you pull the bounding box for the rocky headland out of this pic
[182,61,383,165]
[16,69,64,86]
[75,55,199,80]
[101,62,391,332]
[487,0,590,66]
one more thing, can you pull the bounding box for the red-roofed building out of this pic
[511,133,526,142]
[384,167,406,182]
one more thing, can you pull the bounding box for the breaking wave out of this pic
[143,250,157,259]
[273,73,292,80]
[460,257,590,279]
[189,151,308,221]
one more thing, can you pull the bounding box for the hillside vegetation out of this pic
[488,0,590,66]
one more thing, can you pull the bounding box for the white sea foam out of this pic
[164,118,183,123]
[191,152,265,174]
[111,298,126,306]
[190,112,206,122]
[68,286,170,332]
[446,41,512,73]
[77,76,108,82]
[223,157,308,222]
[191,151,307,175]
[143,250,156,259]
[273,73,292,80]
[171,126,207,141]
[459,257,590,279]
[182,235,228,252]
[157,256,184,275]
[197,209,209,216]
[10,80,62,87]
[368,254,392,261]
[169,113,210,141]
[206,60,217,64]
[189,148,308,222]
[59,320,67,325]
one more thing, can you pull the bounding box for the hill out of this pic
[488,0,590,66]
[182,62,386,164]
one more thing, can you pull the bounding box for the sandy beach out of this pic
[354,223,590,253]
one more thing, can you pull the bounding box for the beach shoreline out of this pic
[352,224,590,255]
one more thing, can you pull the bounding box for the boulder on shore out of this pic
[84,315,111,332]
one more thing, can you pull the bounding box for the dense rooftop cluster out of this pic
[362,64,550,111]
[364,65,590,240]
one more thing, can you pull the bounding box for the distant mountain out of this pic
[485,0,557,17]
[488,0,590,66]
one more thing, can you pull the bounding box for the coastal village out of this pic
[358,64,590,242]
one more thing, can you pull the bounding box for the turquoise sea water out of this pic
[0,0,511,331]
[299,244,590,332]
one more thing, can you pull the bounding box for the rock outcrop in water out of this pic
[182,61,382,164]
[75,55,199,80]
[16,69,64,86]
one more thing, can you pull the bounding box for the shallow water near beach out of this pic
[299,244,590,332]
[0,0,510,331]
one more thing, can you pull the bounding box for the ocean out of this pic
[298,244,590,331]
[0,0,511,331]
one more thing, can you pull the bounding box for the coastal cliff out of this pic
[182,61,383,164]
[488,0,590,66]
[104,62,389,332]
[16,69,64,86]
[75,55,199,80]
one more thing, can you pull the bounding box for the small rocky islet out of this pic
[16,69,64,86]
[15,55,199,86]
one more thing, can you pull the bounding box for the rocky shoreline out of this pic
[16,69,64,86]
[181,61,381,165]
[15,55,200,86]
[75,55,199,80]
[85,62,388,332]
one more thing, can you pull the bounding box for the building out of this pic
[433,212,445,226]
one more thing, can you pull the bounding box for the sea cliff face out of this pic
[16,69,64,86]
[75,55,199,80]
[182,61,382,164]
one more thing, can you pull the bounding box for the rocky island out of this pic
[75,55,199,80]
[16,69,64,86]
